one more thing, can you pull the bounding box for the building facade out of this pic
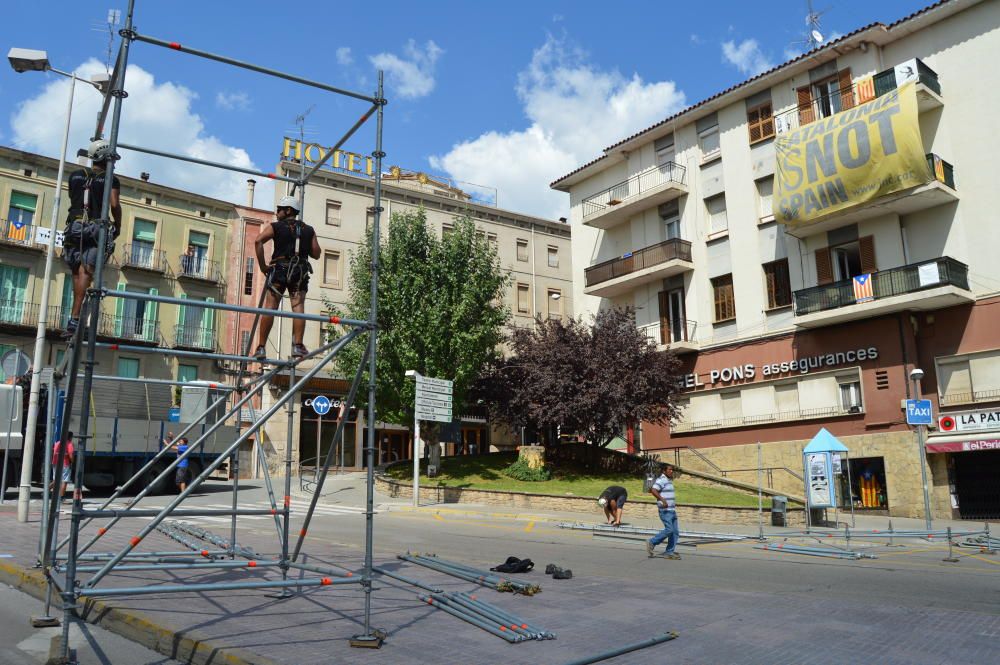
[552,0,1000,520]
[231,143,574,474]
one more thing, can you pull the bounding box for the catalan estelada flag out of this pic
[7,220,27,242]
[853,274,874,303]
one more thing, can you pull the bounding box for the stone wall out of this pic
[661,431,948,519]
[375,475,805,526]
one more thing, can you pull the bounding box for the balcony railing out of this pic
[0,300,39,328]
[793,257,969,316]
[926,153,955,189]
[638,319,698,347]
[99,314,161,345]
[673,405,855,433]
[0,219,40,249]
[584,238,692,288]
[873,58,941,97]
[940,388,1000,407]
[582,162,687,219]
[174,324,217,351]
[178,255,220,282]
[46,305,72,332]
[121,243,169,272]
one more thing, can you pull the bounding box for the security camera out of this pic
[909,368,925,381]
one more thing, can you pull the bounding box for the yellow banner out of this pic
[775,81,929,226]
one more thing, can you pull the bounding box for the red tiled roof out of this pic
[550,0,955,189]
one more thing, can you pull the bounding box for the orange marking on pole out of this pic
[346,572,353,577]
[270,508,277,515]
[510,624,517,630]
[97,528,107,536]
[520,624,528,630]
[209,383,217,389]
[266,173,276,179]
[499,626,507,631]
[247,561,257,567]
[321,577,332,585]
[284,495,291,508]
[130,536,141,547]
[329,316,341,324]
[169,42,181,50]
[299,528,307,537]
[201,550,210,557]
[109,344,119,350]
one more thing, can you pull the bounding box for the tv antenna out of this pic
[805,0,828,49]
[90,9,121,73]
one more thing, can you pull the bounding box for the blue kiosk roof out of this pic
[803,428,849,454]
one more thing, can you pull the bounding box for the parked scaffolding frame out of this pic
[37,0,389,659]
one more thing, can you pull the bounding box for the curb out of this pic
[0,560,281,665]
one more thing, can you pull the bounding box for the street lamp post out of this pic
[405,370,421,507]
[8,48,108,522]
[910,368,933,530]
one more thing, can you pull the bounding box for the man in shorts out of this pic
[172,436,191,492]
[61,139,122,339]
[598,485,628,526]
[50,431,74,502]
[253,195,320,360]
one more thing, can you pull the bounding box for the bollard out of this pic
[943,526,959,563]
[845,524,850,551]
[987,522,996,555]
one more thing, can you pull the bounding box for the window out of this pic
[0,265,29,326]
[697,114,720,161]
[547,289,562,319]
[711,274,735,322]
[6,191,37,242]
[366,207,375,232]
[763,259,791,309]
[487,232,497,250]
[442,223,454,238]
[117,357,140,378]
[516,283,529,314]
[655,134,675,167]
[756,177,774,220]
[839,380,863,412]
[775,383,799,415]
[705,194,728,234]
[240,330,252,355]
[186,231,210,276]
[516,239,528,262]
[660,201,681,240]
[547,246,559,268]
[747,101,774,144]
[938,352,1000,405]
[131,219,157,267]
[831,242,862,281]
[178,364,198,383]
[721,392,742,423]
[244,257,255,295]
[325,200,342,226]
[323,250,342,288]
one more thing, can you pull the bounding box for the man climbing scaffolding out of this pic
[62,139,122,338]
[254,194,320,360]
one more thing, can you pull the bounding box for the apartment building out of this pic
[552,0,1000,520]
[0,145,230,390]
[229,141,573,473]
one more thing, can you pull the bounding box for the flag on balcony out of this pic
[7,220,27,242]
[852,274,874,303]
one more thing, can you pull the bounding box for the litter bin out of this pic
[771,495,788,527]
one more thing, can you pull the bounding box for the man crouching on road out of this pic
[646,463,680,560]
[597,485,628,526]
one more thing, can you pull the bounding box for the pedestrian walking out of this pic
[647,463,680,559]
[50,431,74,502]
[597,485,628,526]
[172,436,191,492]
[253,195,320,360]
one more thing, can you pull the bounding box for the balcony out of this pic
[793,257,973,328]
[782,154,957,239]
[173,324,217,351]
[581,162,687,230]
[638,319,699,354]
[177,255,221,283]
[872,59,943,112]
[45,306,72,335]
[98,314,162,346]
[0,219,42,252]
[120,244,169,273]
[0,300,39,331]
[584,238,693,298]
[673,405,857,434]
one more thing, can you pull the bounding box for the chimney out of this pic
[246,178,256,208]
[140,172,150,182]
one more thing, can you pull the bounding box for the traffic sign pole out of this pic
[412,418,420,508]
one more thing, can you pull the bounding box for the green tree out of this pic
[329,208,510,447]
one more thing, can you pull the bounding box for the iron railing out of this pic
[794,256,969,316]
[638,318,698,347]
[940,387,1000,407]
[873,58,941,96]
[0,300,39,328]
[121,243,169,272]
[0,219,39,249]
[178,255,220,282]
[584,238,692,287]
[173,324,217,351]
[99,313,161,344]
[582,162,686,219]
[926,153,955,189]
[46,305,73,331]
[672,405,854,434]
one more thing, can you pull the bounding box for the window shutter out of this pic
[658,290,670,345]
[145,287,158,342]
[859,235,877,274]
[760,103,774,138]
[133,219,156,242]
[177,293,187,344]
[815,249,833,285]
[114,281,126,337]
[747,107,762,143]
[838,68,855,110]
[797,86,815,125]
[9,192,37,211]
[202,297,215,349]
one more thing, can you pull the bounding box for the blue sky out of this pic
[2,0,930,219]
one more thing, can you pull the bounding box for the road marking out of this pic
[524,521,535,533]
[433,514,444,522]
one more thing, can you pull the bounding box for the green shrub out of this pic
[501,458,552,482]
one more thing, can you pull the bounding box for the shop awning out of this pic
[925,433,1000,453]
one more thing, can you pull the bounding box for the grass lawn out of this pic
[385,452,764,507]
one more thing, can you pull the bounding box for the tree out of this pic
[479,307,683,447]
[329,208,510,446]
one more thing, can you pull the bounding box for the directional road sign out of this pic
[414,375,453,422]
[309,395,332,416]
[905,399,933,426]
[416,395,452,409]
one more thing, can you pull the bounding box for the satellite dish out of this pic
[1,349,30,380]
[811,29,825,44]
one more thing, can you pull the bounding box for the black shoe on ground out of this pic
[552,567,573,579]
[545,563,557,575]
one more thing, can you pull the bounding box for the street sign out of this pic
[309,395,332,416]
[415,410,451,423]
[416,395,452,409]
[906,399,933,426]
[415,404,452,417]
[414,375,453,422]
[417,384,452,397]
[416,376,452,389]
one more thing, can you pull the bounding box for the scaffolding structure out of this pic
[37,1,389,659]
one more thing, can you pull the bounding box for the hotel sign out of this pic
[937,408,1000,433]
[282,137,375,177]
[682,346,879,389]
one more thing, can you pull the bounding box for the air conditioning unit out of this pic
[848,405,862,414]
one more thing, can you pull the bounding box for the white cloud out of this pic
[10,59,274,206]
[690,34,703,45]
[336,47,353,66]
[369,40,443,99]
[721,39,774,76]
[215,91,250,111]
[430,36,686,219]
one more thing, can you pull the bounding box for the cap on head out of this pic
[597,497,607,507]
[87,139,120,163]
[276,195,301,212]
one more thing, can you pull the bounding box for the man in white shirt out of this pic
[647,463,680,559]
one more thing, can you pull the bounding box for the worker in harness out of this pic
[253,195,320,360]
[61,139,122,339]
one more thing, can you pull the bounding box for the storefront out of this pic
[299,393,358,470]
[926,407,1000,520]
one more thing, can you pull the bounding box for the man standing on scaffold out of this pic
[253,194,320,360]
[61,139,122,339]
